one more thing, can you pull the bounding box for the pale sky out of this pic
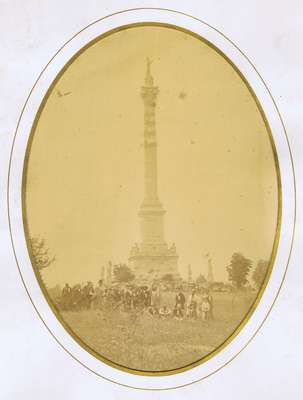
[24,25,279,287]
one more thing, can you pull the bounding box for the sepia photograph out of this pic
[23,24,280,374]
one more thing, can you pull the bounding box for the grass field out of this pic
[62,291,256,372]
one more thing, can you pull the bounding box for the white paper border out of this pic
[7,8,295,390]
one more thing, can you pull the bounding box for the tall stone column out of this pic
[139,59,166,246]
[141,58,160,205]
[128,59,178,282]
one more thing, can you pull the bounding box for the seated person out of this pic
[159,305,171,319]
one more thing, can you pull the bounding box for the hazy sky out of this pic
[24,25,279,286]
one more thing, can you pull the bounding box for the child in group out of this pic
[186,289,198,319]
[159,305,171,319]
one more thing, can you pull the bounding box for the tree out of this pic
[162,273,174,282]
[113,264,135,283]
[252,260,269,289]
[30,237,55,272]
[226,252,252,289]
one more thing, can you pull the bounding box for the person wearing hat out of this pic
[174,288,186,320]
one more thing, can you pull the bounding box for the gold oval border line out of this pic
[7,8,296,391]
[22,22,282,376]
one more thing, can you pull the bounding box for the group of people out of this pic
[60,281,151,312]
[160,288,213,321]
[59,280,214,321]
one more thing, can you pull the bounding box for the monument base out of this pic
[129,243,179,282]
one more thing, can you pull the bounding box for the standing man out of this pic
[206,289,214,320]
[174,287,186,320]
[61,283,72,310]
[93,279,104,309]
[83,281,95,310]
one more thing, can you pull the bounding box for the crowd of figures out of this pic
[59,280,214,321]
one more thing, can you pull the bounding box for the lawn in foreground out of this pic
[62,291,255,371]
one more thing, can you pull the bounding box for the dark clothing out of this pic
[175,292,186,308]
[175,291,186,318]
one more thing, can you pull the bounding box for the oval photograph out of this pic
[23,24,280,375]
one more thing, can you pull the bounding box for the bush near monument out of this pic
[252,260,269,289]
[226,253,252,289]
[113,264,135,283]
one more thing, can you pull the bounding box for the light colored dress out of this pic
[201,293,210,320]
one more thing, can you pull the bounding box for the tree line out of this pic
[30,237,269,290]
[226,252,268,289]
